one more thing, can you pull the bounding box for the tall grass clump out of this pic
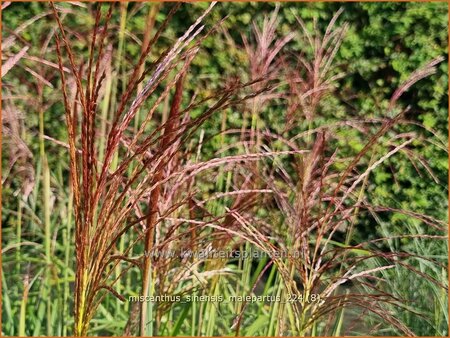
[50,2,277,335]
[2,2,447,336]
[222,9,447,336]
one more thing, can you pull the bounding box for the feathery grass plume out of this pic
[286,8,348,129]
[235,115,444,335]
[51,2,274,335]
[2,102,35,199]
[242,4,294,148]
[222,9,446,336]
